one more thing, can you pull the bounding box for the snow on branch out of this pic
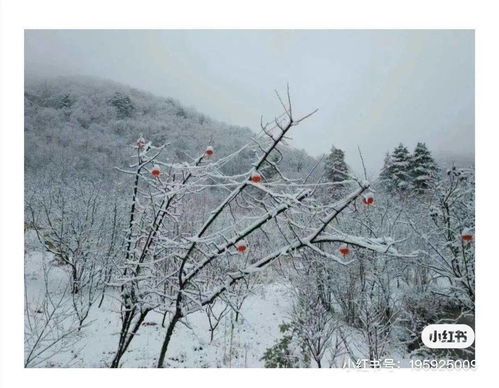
[182,189,312,284]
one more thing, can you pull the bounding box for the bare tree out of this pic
[108,88,405,367]
[290,280,336,368]
[24,266,81,367]
[27,182,118,298]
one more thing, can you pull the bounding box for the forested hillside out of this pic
[25,76,316,187]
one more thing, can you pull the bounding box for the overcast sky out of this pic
[25,30,474,173]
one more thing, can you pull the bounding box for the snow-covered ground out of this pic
[24,237,293,368]
[25,232,413,368]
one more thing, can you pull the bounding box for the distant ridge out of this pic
[24,75,318,186]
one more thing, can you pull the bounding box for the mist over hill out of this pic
[24,75,474,195]
[25,75,318,188]
[434,151,475,170]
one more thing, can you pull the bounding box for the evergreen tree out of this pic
[410,142,439,194]
[324,146,349,199]
[109,92,135,119]
[385,143,412,194]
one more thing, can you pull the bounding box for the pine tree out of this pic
[324,146,349,199]
[386,144,412,194]
[410,142,439,194]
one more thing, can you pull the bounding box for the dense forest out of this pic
[24,76,316,187]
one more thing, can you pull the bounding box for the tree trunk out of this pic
[157,313,180,368]
[71,266,79,294]
[111,309,148,368]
